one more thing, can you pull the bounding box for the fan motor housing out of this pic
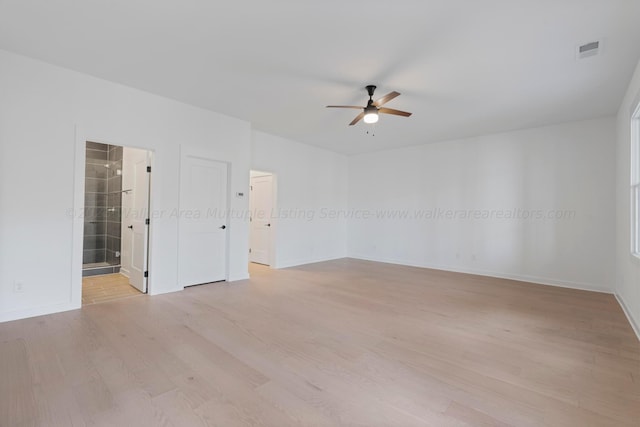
[366,85,377,97]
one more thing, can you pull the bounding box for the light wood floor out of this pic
[1,259,638,426]
[82,273,142,305]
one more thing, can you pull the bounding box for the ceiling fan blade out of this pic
[326,105,363,109]
[379,107,412,117]
[349,112,365,126]
[373,91,400,107]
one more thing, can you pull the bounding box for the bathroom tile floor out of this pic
[82,273,142,305]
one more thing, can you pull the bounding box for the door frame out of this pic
[249,170,278,268]
[71,126,155,308]
[177,146,233,285]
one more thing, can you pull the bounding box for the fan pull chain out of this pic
[366,121,376,137]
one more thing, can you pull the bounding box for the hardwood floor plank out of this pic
[152,389,207,427]
[71,373,114,421]
[32,383,87,427]
[444,401,513,427]
[0,339,38,427]
[254,380,341,427]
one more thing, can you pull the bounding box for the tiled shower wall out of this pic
[84,142,108,265]
[106,144,123,265]
[83,142,122,273]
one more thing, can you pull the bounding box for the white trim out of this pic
[269,174,278,268]
[146,152,156,292]
[631,100,640,256]
[615,293,640,341]
[0,302,79,323]
[348,254,613,293]
[275,255,347,270]
[71,127,86,308]
[228,273,250,282]
[632,184,640,256]
[148,286,183,297]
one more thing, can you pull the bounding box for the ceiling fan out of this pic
[326,85,412,126]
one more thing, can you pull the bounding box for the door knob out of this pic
[265,223,271,227]
[127,225,133,229]
[219,225,226,230]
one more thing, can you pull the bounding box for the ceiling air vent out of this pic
[576,40,601,60]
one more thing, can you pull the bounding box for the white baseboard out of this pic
[615,293,640,341]
[148,286,184,296]
[275,255,346,270]
[0,301,80,323]
[228,273,250,282]
[348,254,613,294]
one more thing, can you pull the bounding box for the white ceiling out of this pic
[1,0,639,154]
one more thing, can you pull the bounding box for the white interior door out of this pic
[250,174,273,265]
[179,156,228,287]
[121,147,150,293]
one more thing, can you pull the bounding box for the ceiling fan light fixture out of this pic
[363,107,379,124]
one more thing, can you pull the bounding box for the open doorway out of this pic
[82,142,152,305]
[249,170,276,267]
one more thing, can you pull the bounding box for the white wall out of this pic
[0,46,628,325]
[348,118,617,292]
[0,49,251,322]
[616,59,640,336]
[251,131,348,268]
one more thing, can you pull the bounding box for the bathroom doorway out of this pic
[81,142,152,305]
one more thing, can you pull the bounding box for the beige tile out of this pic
[82,273,141,305]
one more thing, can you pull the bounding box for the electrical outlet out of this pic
[13,281,24,293]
